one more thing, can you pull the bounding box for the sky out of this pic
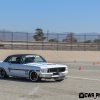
[0,0,100,33]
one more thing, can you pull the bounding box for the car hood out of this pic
[24,62,67,69]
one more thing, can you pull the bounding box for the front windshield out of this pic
[22,55,46,64]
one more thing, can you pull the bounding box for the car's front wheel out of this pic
[0,68,9,78]
[29,71,41,82]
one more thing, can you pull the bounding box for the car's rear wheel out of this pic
[0,68,9,78]
[29,71,41,82]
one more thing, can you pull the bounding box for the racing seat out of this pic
[25,57,35,63]
[25,58,32,63]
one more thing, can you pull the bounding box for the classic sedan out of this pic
[0,54,68,82]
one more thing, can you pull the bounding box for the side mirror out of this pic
[8,60,11,63]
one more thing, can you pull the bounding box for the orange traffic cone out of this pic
[79,66,82,70]
[48,61,50,63]
[97,62,100,64]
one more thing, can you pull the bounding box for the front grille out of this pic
[48,67,65,73]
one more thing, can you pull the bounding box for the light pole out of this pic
[47,30,49,42]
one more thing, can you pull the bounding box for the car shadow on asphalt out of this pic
[0,77,62,83]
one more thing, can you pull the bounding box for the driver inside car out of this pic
[16,57,20,64]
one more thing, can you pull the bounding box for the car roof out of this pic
[9,54,40,57]
[3,54,41,62]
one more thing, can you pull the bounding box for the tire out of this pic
[0,68,9,78]
[29,71,41,82]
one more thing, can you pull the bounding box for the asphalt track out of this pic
[0,62,100,100]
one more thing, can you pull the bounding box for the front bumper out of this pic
[39,71,67,79]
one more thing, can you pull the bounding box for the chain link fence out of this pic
[0,31,100,51]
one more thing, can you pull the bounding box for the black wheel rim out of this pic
[30,72,38,81]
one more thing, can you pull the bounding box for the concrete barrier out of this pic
[0,50,100,62]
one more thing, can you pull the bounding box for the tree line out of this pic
[33,28,100,43]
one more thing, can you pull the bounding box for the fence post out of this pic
[46,32,49,50]
[3,30,5,41]
[57,33,59,50]
[98,35,100,51]
[47,30,49,42]
[27,33,28,50]
[42,40,43,50]
[84,34,86,51]
[12,32,13,49]
[71,34,72,51]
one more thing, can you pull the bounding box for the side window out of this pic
[8,56,21,64]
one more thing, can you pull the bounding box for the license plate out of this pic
[53,73,59,75]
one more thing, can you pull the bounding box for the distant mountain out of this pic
[47,32,100,42]
[0,30,99,35]
[0,30,12,33]
[0,30,99,42]
[77,32,99,35]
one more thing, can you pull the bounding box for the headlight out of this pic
[65,67,68,71]
[41,69,45,73]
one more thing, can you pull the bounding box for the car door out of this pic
[7,56,24,77]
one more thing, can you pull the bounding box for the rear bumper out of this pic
[39,71,67,79]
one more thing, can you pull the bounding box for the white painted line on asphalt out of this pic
[69,69,100,71]
[67,76,100,82]
[67,63,93,65]
[19,83,40,100]
[28,83,40,95]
